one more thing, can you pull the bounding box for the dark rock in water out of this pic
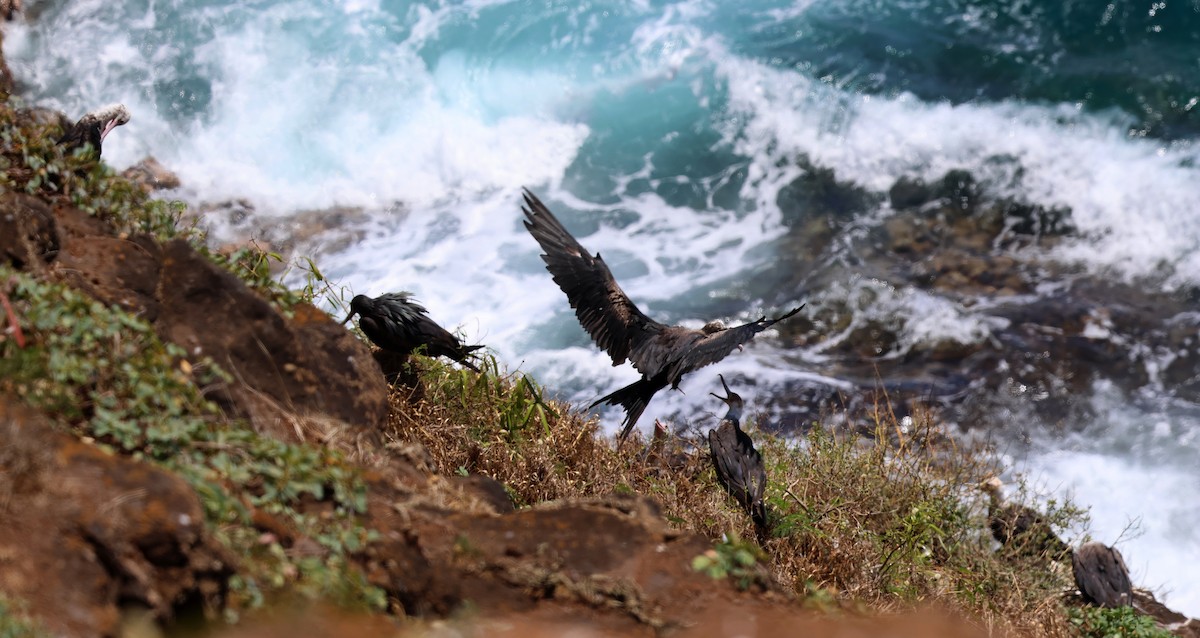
[777,156,881,227]
[938,169,981,216]
[0,397,231,637]
[192,199,374,262]
[994,198,1075,236]
[0,193,58,272]
[765,159,1200,434]
[122,156,182,193]
[888,176,935,211]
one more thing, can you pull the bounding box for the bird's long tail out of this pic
[751,501,771,543]
[590,378,663,442]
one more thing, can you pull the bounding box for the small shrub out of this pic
[691,534,769,591]
[0,268,381,613]
[0,594,48,638]
[1069,605,1174,638]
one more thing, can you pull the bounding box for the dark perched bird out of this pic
[521,188,803,440]
[979,477,1071,560]
[57,103,130,160]
[707,375,769,537]
[341,292,483,371]
[1072,541,1133,608]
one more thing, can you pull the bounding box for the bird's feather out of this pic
[521,189,665,371]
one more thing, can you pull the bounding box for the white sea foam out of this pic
[1023,451,1200,617]
[717,55,1200,286]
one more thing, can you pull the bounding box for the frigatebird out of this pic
[1072,541,1133,608]
[707,374,769,537]
[979,477,1071,560]
[520,188,803,440]
[342,292,483,371]
[57,104,130,161]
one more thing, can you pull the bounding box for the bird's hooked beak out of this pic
[99,117,122,142]
[708,373,734,403]
[340,309,356,326]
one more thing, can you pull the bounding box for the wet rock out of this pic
[0,396,231,638]
[994,199,1075,237]
[0,193,58,272]
[193,200,374,261]
[777,157,880,227]
[888,176,935,211]
[122,156,182,193]
[1132,589,1200,638]
[938,169,981,217]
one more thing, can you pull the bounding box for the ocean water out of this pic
[6,0,1200,614]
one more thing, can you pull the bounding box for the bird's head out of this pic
[58,103,131,159]
[90,103,131,142]
[341,294,371,325]
[701,320,726,335]
[709,374,744,423]
[73,104,130,143]
[979,476,1005,503]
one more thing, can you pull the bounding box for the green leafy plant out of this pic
[691,534,768,591]
[0,595,48,638]
[1068,605,1174,638]
[0,268,382,613]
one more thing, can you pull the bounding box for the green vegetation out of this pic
[0,267,383,615]
[691,534,769,591]
[0,595,48,638]
[1069,606,1176,638]
[391,363,1100,636]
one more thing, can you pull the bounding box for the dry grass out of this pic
[384,356,1083,637]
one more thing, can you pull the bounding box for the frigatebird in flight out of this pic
[521,188,803,440]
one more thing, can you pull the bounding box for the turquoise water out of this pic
[5,0,1200,613]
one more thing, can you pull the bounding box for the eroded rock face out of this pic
[155,239,388,439]
[26,200,390,442]
[0,193,58,272]
[0,397,231,637]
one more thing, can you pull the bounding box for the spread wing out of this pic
[667,304,805,382]
[522,189,665,368]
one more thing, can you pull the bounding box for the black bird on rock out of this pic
[707,375,769,537]
[979,477,1071,560]
[57,103,130,160]
[1072,541,1133,608]
[521,189,803,440]
[342,292,483,371]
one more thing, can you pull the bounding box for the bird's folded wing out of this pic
[522,189,664,367]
